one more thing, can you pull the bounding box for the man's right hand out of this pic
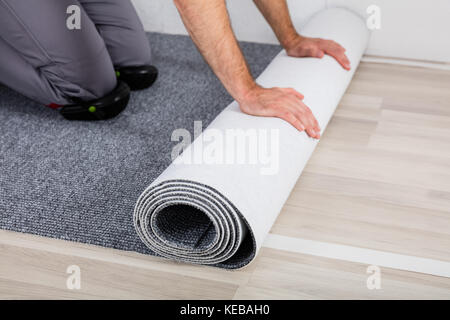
[174,0,321,139]
[238,85,321,139]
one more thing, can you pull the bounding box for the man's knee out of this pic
[42,46,117,105]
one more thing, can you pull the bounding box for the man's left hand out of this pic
[284,35,351,70]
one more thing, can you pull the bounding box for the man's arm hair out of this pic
[173,0,256,103]
[173,0,322,138]
[253,0,351,69]
[252,0,300,49]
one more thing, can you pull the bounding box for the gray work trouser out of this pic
[0,0,152,106]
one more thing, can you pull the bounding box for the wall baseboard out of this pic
[361,55,450,71]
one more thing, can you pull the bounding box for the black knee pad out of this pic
[115,65,158,91]
[60,81,130,121]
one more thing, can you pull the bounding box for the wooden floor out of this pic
[1,61,450,299]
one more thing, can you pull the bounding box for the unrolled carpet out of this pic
[0,8,368,269]
[0,29,280,255]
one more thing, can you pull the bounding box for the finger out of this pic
[298,103,321,138]
[297,101,320,131]
[316,50,325,58]
[285,88,304,100]
[305,107,321,133]
[287,99,320,139]
[325,47,351,70]
[282,99,318,137]
[294,101,316,132]
[320,41,351,70]
[322,40,345,52]
[331,47,351,70]
[341,54,351,70]
[291,111,316,138]
[277,94,320,138]
[335,42,347,53]
[312,48,325,58]
[272,98,306,132]
[327,50,350,70]
[329,40,346,52]
[306,127,319,139]
[278,110,305,132]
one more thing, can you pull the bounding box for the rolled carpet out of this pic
[134,8,370,269]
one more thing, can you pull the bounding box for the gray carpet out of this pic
[0,33,280,256]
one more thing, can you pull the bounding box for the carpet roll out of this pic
[134,180,248,266]
[134,8,370,269]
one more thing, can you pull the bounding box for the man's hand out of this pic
[174,0,322,138]
[284,35,351,70]
[238,85,321,139]
[253,0,350,70]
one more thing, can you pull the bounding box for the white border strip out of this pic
[361,56,450,71]
[263,234,450,278]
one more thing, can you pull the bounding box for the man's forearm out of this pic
[173,0,256,102]
[252,0,300,49]
[173,0,324,138]
[253,0,351,69]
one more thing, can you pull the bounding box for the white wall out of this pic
[131,0,325,40]
[131,0,450,63]
[329,0,450,63]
